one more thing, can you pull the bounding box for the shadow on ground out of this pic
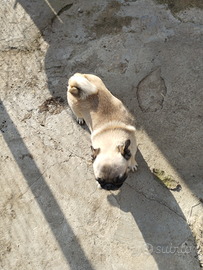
[0,100,94,269]
[108,150,197,269]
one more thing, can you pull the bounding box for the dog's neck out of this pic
[91,121,135,141]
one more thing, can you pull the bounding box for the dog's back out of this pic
[68,73,134,132]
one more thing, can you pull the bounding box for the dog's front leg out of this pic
[130,155,138,172]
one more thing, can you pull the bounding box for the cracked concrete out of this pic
[0,0,203,269]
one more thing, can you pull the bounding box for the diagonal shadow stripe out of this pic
[0,99,94,270]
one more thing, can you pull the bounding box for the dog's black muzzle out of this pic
[97,172,128,191]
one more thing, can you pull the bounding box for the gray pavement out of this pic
[0,0,203,269]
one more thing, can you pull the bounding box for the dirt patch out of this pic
[38,97,65,115]
[70,52,103,74]
[137,68,167,113]
[153,168,181,190]
[89,1,132,38]
[21,111,32,122]
[156,0,203,14]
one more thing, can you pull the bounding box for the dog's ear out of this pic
[117,139,131,160]
[91,146,100,162]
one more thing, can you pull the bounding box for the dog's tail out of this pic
[68,73,98,99]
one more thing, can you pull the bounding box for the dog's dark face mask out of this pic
[96,172,128,191]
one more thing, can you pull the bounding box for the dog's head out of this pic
[91,139,131,190]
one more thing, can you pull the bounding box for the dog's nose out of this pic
[104,183,114,190]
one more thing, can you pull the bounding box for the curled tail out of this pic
[68,73,98,99]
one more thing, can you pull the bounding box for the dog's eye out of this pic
[115,173,127,183]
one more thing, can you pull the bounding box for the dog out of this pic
[67,73,138,190]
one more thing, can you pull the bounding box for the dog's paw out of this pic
[131,162,138,172]
[77,117,85,125]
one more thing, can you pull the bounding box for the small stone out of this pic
[78,8,83,13]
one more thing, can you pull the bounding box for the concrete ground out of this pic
[0,0,203,269]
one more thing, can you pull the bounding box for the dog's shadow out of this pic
[107,150,196,268]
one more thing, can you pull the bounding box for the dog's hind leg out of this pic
[70,104,85,125]
[77,117,85,125]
